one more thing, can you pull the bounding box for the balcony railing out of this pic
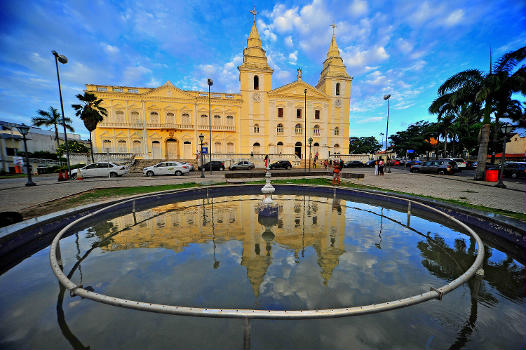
[99,122,143,128]
[198,124,236,131]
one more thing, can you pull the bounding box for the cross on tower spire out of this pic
[330,24,336,36]
[250,7,257,22]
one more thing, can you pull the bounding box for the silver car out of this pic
[143,161,191,176]
[71,162,128,178]
[229,160,255,170]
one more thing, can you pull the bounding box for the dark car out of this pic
[503,162,526,179]
[364,159,377,167]
[229,160,255,170]
[465,160,478,170]
[198,161,225,171]
[344,160,364,168]
[269,160,292,169]
[410,160,458,174]
[405,160,422,168]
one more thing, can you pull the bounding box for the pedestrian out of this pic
[332,158,342,185]
[378,158,385,176]
[324,159,327,169]
[264,154,269,169]
[374,159,379,176]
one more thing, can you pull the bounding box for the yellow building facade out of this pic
[88,20,352,161]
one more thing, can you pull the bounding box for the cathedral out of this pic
[88,17,352,161]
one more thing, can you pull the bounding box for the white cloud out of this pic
[444,9,464,27]
[356,116,384,124]
[288,51,298,65]
[123,65,152,84]
[276,70,292,82]
[397,38,413,54]
[349,0,368,17]
[198,64,217,75]
[284,36,293,48]
[102,43,119,55]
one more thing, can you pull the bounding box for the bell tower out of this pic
[238,9,273,154]
[316,25,352,155]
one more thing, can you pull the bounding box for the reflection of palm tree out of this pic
[418,235,525,349]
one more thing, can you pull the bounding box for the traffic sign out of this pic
[202,147,208,154]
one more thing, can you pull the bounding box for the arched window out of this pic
[200,115,208,126]
[336,82,340,96]
[313,125,320,136]
[214,115,221,126]
[115,111,124,123]
[150,112,159,124]
[227,142,234,153]
[103,140,112,152]
[295,124,303,135]
[334,127,339,136]
[254,75,259,90]
[277,141,283,154]
[132,140,142,154]
[117,140,127,153]
[313,142,319,154]
[131,111,141,124]
[166,113,175,124]
[277,123,283,134]
[182,113,191,125]
[226,115,234,126]
[254,124,260,133]
[253,142,261,154]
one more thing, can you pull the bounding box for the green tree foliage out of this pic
[72,92,108,162]
[56,140,89,157]
[32,106,74,149]
[389,121,437,158]
[348,136,382,154]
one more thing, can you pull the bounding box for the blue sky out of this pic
[1,0,525,141]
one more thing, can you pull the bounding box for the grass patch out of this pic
[0,174,27,179]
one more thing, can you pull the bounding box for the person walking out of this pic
[378,158,385,176]
[332,158,342,185]
[374,159,379,176]
[264,154,270,169]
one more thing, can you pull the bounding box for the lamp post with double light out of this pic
[52,50,71,179]
[208,78,213,174]
[383,94,391,173]
[495,123,514,188]
[16,124,36,186]
[199,133,205,178]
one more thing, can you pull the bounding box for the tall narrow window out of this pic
[214,115,221,126]
[131,111,141,124]
[297,109,302,118]
[166,113,175,124]
[295,124,302,135]
[277,123,283,134]
[253,124,260,133]
[278,108,283,118]
[182,113,190,125]
[313,125,320,136]
[334,127,339,136]
[150,112,159,124]
[254,75,259,90]
[315,110,320,120]
[336,83,340,96]
[200,115,208,126]
[226,115,234,126]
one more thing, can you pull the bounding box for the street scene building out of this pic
[88,20,351,160]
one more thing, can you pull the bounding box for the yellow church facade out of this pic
[88,20,352,161]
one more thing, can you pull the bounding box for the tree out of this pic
[32,106,74,150]
[389,121,436,158]
[72,92,108,162]
[56,140,89,157]
[349,136,382,154]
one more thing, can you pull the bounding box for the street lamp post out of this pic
[52,50,71,179]
[495,123,514,188]
[199,133,205,178]
[304,88,307,173]
[383,94,391,173]
[16,124,36,186]
[308,137,313,172]
[208,79,213,175]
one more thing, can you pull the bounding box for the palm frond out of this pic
[438,69,484,96]
[495,46,526,73]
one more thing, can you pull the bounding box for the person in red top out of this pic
[332,158,343,185]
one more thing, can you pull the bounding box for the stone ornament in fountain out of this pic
[258,156,278,217]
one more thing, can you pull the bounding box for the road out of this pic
[0,166,524,215]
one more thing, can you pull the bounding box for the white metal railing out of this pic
[198,125,235,131]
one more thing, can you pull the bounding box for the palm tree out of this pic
[32,106,74,150]
[72,92,107,162]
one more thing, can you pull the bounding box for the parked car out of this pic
[181,162,194,171]
[269,160,292,169]
[143,161,190,176]
[344,160,364,168]
[365,159,377,167]
[198,161,225,171]
[405,160,422,168]
[503,162,526,179]
[465,160,478,170]
[71,162,128,179]
[442,158,467,170]
[229,160,255,170]
[410,160,458,175]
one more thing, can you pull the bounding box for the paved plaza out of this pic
[1,167,524,217]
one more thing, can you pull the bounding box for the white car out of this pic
[143,161,191,176]
[71,162,128,178]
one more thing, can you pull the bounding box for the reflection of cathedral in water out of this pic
[100,195,347,296]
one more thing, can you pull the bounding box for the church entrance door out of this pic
[295,142,302,159]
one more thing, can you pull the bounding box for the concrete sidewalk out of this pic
[0,168,524,215]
